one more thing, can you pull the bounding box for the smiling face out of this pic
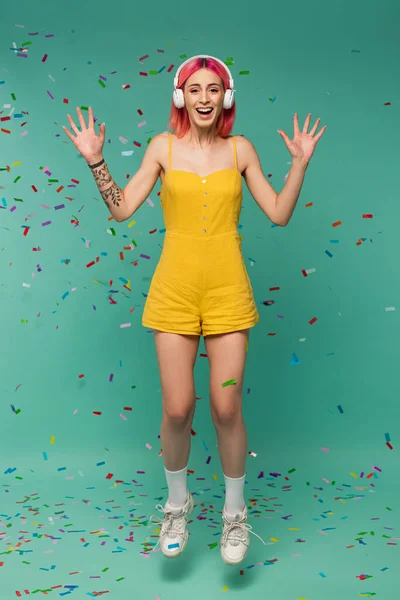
[183,68,225,131]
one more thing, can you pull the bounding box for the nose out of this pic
[199,90,210,104]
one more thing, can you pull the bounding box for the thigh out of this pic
[204,329,250,422]
[154,331,201,420]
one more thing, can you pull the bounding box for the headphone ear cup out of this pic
[173,88,184,108]
[223,89,235,110]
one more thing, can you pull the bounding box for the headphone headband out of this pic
[173,54,234,91]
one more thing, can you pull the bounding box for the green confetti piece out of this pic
[288,468,296,473]
[209,542,218,550]
[98,79,106,88]
[109,228,116,236]
[131,237,137,247]
[222,378,236,388]
[149,70,159,75]
[239,70,250,75]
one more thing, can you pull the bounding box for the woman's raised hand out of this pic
[62,106,105,164]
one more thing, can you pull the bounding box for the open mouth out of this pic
[196,108,214,118]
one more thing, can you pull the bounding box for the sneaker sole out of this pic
[221,548,249,565]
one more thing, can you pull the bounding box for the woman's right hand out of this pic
[62,106,105,164]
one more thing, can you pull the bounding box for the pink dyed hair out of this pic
[167,56,236,139]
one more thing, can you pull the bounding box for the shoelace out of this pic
[221,513,267,547]
[149,503,186,553]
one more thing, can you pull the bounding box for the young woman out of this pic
[63,54,326,566]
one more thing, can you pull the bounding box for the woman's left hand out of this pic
[278,113,327,163]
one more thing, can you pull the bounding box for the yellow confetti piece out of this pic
[50,436,55,445]
[222,586,229,592]
[350,472,358,478]
[288,528,300,531]
[127,220,136,228]
[213,473,218,480]
[270,537,279,542]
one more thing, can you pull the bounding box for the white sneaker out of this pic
[220,505,267,565]
[150,490,194,558]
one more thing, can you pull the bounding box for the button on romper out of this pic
[142,132,260,337]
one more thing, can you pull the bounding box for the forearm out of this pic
[87,155,126,222]
[275,158,309,226]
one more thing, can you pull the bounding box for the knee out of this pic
[163,397,194,425]
[211,398,240,427]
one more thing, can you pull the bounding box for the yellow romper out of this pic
[142,132,260,337]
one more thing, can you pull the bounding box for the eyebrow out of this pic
[188,82,221,87]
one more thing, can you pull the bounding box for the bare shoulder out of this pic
[234,135,258,172]
[144,132,168,168]
[157,131,169,143]
[153,131,170,172]
[151,131,169,147]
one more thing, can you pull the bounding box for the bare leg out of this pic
[154,331,201,471]
[215,417,248,478]
[204,329,250,477]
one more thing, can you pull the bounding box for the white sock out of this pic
[223,472,246,518]
[165,465,188,509]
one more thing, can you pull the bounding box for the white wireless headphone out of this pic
[172,54,235,110]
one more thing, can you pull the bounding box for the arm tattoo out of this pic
[88,157,125,219]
